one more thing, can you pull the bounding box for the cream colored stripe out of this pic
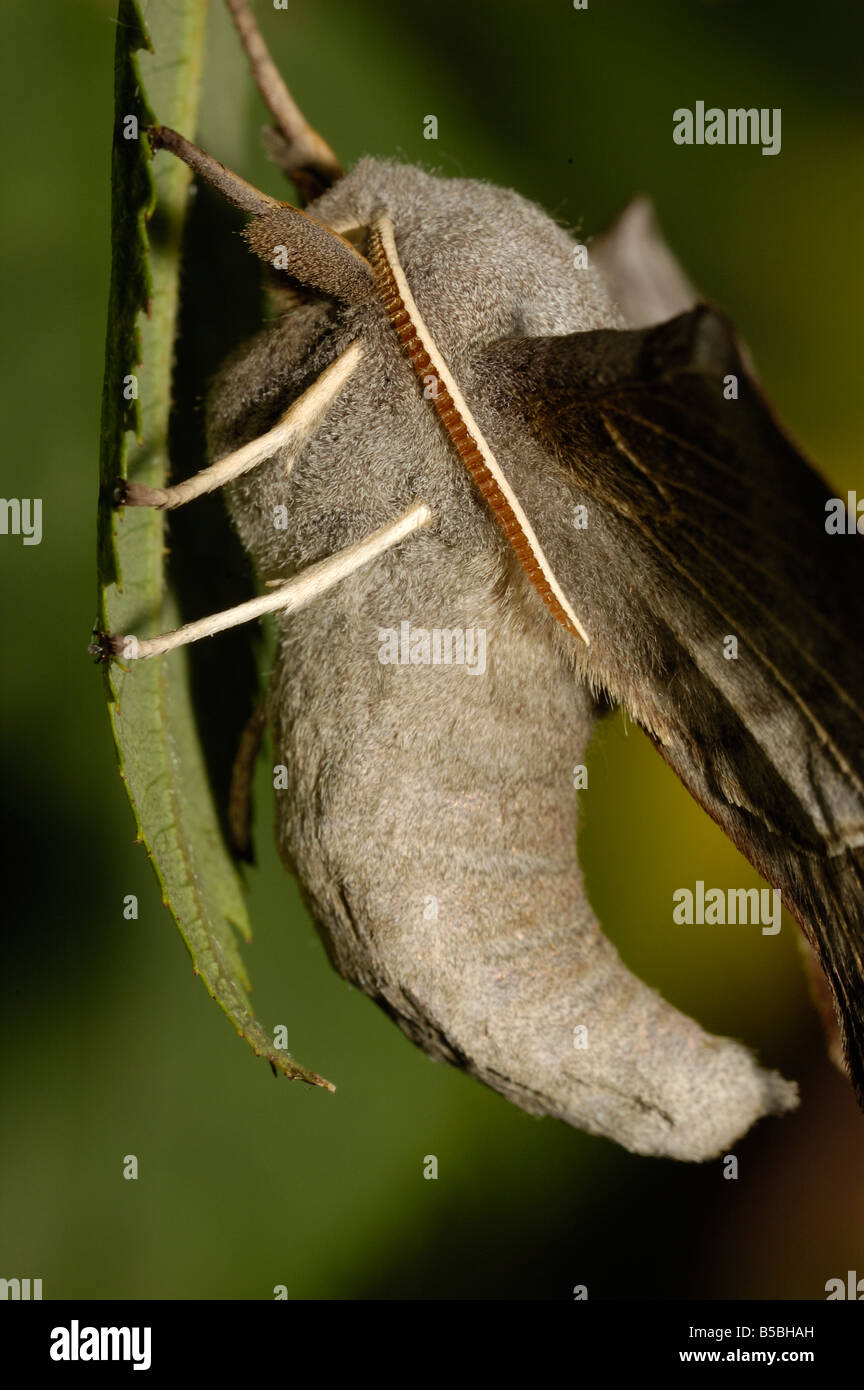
[372,214,589,646]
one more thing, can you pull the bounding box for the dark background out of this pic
[0,0,862,1299]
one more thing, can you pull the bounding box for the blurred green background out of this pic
[1,0,862,1300]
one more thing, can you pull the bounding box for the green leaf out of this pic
[95,0,332,1092]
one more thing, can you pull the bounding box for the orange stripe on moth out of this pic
[366,220,587,644]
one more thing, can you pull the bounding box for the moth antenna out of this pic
[148,126,373,303]
[117,341,364,511]
[224,0,342,202]
[100,503,434,661]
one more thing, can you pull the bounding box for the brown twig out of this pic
[224,0,342,201]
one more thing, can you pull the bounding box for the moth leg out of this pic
[116,341,363,511]
[228,694,269,860]
[148,124,279,216]
[224,0,341,201]
[91,502,433,662]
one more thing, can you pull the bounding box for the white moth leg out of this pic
[118,341,364,510]
[97,502,433,662]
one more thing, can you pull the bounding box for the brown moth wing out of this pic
[476,306,864,1101]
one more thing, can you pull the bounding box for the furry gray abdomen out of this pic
[207,158,796,1159]
[270,569,795,1160]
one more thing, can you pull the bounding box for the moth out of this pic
[94,0,864,1161]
